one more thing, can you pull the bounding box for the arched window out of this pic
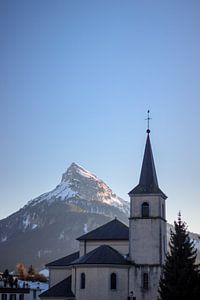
[141,202,149,217]
[80,273,85,289]
[110,273,117,290]
[143,273,149,290]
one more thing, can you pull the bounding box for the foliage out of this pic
[158,213,200,300]
[34,273,48,282]
[16,263,47,282]
[16,263,27,280]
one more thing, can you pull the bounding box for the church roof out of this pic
[46,251,79,267]
[39,276,75,298]
[129,132,167,199]
[71,245,129,265]
[77,218,129,241]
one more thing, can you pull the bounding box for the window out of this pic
[2,294,7,300]
[110,273,117,290]
[33,290,36,300]
[19,295,24,300]
[162,204,165,218]
[9,295,16,300]
[80,273,85,289]
[143,273,149,290]
[141,202,149,217]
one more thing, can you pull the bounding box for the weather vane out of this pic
[145,110,151,133]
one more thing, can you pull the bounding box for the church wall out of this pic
[129,219,163,264]
[129,194,167,264]
[49,268,72,287]
[129,266,162,300]
[130,195,163,217]
[73,266,129,300]
[79,240,128,256]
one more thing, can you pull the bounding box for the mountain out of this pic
[0,163,199,272]
[0,163,129,271]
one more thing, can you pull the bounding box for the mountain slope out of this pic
[0,163,129,271]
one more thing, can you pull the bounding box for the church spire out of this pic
[129,112,167,198]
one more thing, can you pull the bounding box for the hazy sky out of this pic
[1,0,200,233]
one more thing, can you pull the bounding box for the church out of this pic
[39,126,167,300]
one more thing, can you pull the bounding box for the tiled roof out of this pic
[129,133,167,199]
[71,245,129,265]
[77,219,129,241]
[46,251,79,267]
[39,276,74,298]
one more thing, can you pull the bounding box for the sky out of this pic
[0,0,200,233]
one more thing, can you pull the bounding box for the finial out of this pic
[145,110,151,134]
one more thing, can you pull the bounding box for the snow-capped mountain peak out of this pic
[61,162,99,182]
[27,163,129,215]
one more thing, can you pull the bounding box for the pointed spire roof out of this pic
[129,131,167,199]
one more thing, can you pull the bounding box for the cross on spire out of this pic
[145,110,151,134]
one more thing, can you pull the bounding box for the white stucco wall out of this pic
[72,266,129,300]
[129,265,162,300]
[130,195,166,218]
[129,194,167,264]
[79,240,129,256]
[49,268,72,287]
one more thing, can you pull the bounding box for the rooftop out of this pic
[46,251,79,267]
[77,218,129,241]
[71,245,129,265]
[39,276,74,299]
[129,132,167,198]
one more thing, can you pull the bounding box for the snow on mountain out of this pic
[0,162,130,270]
[27,162,129,214]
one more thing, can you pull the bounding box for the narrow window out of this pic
[141,202,149,217]
[80,273,85,289]
[162,204,165,218]
[10,295,16,300]
[19,295,24,300]
[143,273,149,290]
[110,273,117,290]
[33,290,36,300]
[2,295,7,300]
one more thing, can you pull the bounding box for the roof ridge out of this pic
[77,218,129,241]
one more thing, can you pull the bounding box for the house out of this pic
[39,127,167,300]
[0,278,47,300]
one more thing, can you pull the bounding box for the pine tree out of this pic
[28,265,36,276]
[27,265,36,281]
[158,213,200,300]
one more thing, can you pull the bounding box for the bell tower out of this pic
[128,113,167,300]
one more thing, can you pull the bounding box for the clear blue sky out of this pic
[0,0,200,232]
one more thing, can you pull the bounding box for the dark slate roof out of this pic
[46,251,79,267]
[0,288,30,294]
[77,219,129,241]
[70,245,129,265]
[129,133,167,199]
[39,276,74,298]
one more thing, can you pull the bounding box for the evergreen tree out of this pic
[3,269,9,279]
[27,265,36,276]
[27,265,36,281]
[158,213,200,300]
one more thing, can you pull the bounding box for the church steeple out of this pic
[129,121,167,199]
[128,115,167,299]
